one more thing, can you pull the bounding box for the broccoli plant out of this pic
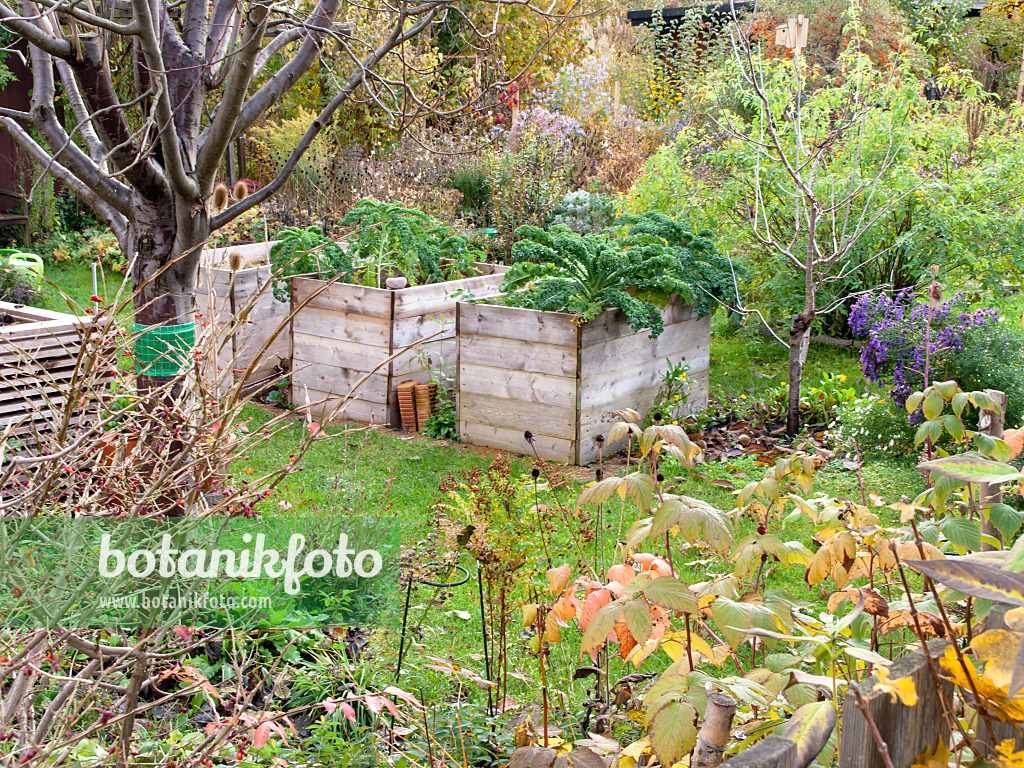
[270,226,353,302]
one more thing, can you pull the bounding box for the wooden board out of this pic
[291,268,505,427]
[457,297,712,464]
[458,421,575,464]
[0,301,96,438]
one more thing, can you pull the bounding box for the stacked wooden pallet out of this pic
[0,303,98,440]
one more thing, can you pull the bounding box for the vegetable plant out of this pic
[499,215,731,337]
[339,199,481,287]
[270,226,353,302]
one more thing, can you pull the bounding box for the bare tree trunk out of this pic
[694,693,737,768]
[786,310,814,437]
[786,204,818,437]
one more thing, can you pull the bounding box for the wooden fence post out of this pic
[979,389,1008,551]
[839,641,952,768]
[719,736,797,768]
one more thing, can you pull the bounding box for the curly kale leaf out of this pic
[619,211,739,316]
[270,226,353,302]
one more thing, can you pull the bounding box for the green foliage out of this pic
[339,199,482,288]
[552,190,616,234]
[423,399,458,441]
[446,161,492,225]
[40,226,127,273]
[499,225,677,337]
[833,393,917,457]
[946,320,1024,427]
[0,266,42,306]
[270,226,353,302]
[499,212,732,336]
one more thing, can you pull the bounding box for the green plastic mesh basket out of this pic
[134,322,196,376]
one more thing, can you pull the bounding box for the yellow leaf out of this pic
[911,737,949,768]
[522,603,538,628]
[971,629,1024,690]
[995,738,1024,768]
[871,665,918,706]
[940,645,1024,721]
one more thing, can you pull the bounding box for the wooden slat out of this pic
[839,641,952,768]
[391,312,456,349]
[580,318,710,377]
[391,338,456,378]
[291,362,389,404]
[459,391,577,440]
[459,362,577,409]
[292,307,390,348]
[579,296,695,347]
[293,333,394,375]
[459,421,575,463]
[456,303,579,346]
[460,334,577,377]
[392,267,506,319]
[294,389,391,426]
[292,278,393,319]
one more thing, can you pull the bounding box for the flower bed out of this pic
[291,264,507,425]
[456,296,710,463]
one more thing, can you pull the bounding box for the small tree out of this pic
[708,6,922,434]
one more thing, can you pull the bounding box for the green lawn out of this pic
[36,264,928,721]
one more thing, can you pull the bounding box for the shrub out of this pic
[551,190,615,234]
[42,226,127,273]
[831,392,917,458]
[849,289,1024,424]
[0,267,42,306]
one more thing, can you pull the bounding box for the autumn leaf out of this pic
[547,564,573,595]
[871,666,918,706]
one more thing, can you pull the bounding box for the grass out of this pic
[30,264,932,738]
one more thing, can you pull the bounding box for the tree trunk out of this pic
[124,195,208,515]
[129,195,205,329]
[786,310,814,437]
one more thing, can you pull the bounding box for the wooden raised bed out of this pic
[456,297,710,464]
[291,264,507,425]
[0,302,99,439]
[196,241,289,395]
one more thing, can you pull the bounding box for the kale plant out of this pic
[339,199,481,287]
[500,223,705,338]
[616,211,738,317]
[270,226,353,302]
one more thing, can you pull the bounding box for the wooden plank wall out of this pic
[457,303,581,462]
[457,297,712,465]
[577,298,710,464]
[292,264,506,426]
[196,261,290,395]
[0,302,97,440]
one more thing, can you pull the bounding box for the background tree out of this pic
[0,0,573,370]
[708,9,920,435]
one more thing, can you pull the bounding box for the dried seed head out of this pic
[211,183,230,213]
[227,250,243,272]
[233,180,249,200]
